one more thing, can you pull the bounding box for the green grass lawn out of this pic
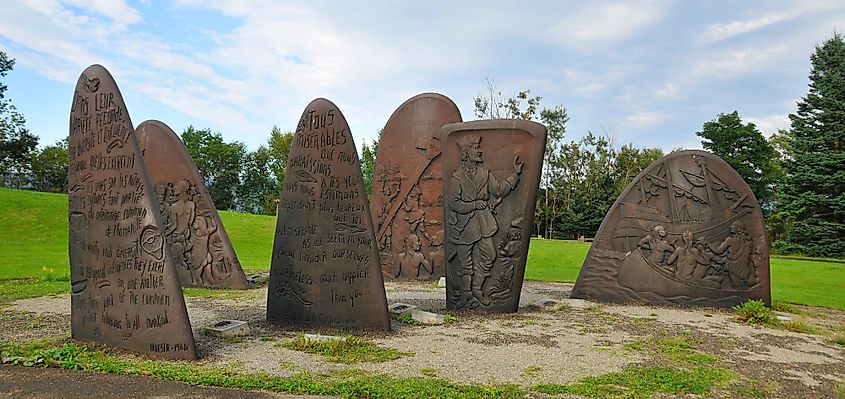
[1,187,843,309]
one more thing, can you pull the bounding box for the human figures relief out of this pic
[443,120,547,313]
[370,93,462,280]
[136,120,249,290]
[396,234,433,279]
[571,150,771,307]
[448,136,522,307]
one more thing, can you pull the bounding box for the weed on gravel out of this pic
[0,340,522,399]
[280,335,412,364]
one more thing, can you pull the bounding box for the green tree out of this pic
[0,51,38,189]
[181,126,246,210]
[777,33,845,257]
[30,139,68,192]
[267,126,294,192]
[695,111,778,208]
[360,138,378,199]
[613,144,664,197]
[473,80,569,238]
[238,145,277,214]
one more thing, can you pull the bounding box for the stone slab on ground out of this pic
[409,309,445,325]
[204,320,250,337]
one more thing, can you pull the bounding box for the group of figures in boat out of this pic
[573,150,771,306]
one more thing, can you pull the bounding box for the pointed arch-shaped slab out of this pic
[267,98,390,330]
[442,120,547,313]
[371,93,462,281]
[136,120,250,290]
[68,65,197,359]
[571,150,771,307]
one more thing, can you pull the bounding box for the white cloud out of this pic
[548,0,668,48]
[747,114,790,136]
[699,11,801,43]
[62,0,142,28]
[624,110,667,127]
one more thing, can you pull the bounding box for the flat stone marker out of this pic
[410,309,446,325]
[267,98,390,331]
[204,320,250,337]
[571,150,771,307]
[437,276,446,288]
[68,65,197,360]
[388,302,417,317]
[137,120,249,289]
[371,93,462,280]
[442,120,547,313]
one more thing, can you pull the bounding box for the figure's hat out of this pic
[456,135,482,150]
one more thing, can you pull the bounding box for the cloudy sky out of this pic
[1,0,843,152]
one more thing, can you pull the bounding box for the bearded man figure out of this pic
[447,136,522,307]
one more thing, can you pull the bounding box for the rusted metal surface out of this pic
[571,150,771,307]
[136,120,250,290]
[442,120,547,313]
[371,93,462,281]
[68,65,197,359]
[267,98,390,330]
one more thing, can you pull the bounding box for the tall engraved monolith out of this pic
[443,120,546,313]
[68,65,197,359]
[371,93,462,280]
[570,150,771,307]
[137,120,249,290]
[267,98,390,330]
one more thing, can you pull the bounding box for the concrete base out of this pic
[388,303,417,317]
[410,309,446,325]
[204,320,250,337]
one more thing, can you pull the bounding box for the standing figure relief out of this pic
[447,136,522,307]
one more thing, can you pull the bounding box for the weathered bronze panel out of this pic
[136,120,249,290]
[571,150,771,307]
[442,120,546,312]
[68,65,197,359]
[371,93,462,280]
[267,98,390,330]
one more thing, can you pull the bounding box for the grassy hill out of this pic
[1,187,843,309]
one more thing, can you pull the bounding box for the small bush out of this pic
[733,300,777,326]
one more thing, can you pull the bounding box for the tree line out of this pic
[1,34,842,257]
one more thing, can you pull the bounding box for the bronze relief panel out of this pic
[371,93,462,280]
[68,65,197,359]
[442,120,546,313]
[267,98,390,330]
[570,150,771,307]
[137,120,250,290]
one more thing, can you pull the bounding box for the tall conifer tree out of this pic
[778,33,845,257]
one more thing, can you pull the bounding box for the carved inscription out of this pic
[68,65,197,360]
[570,150,771,307]
[267,98,390,330]
[370,93,462,280]
[137,120,249,289]
[443,120,547,313]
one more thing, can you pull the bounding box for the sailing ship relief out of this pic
[571,150,770,307]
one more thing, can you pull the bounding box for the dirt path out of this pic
[0,364,334,399]
[2,281,844,398]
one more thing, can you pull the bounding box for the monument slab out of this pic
[137,120,249,289]
[570,150,771,307]
[370,93,462,280]
[442,120,547,313]
[267,98,390,331]
[68,65,197,359]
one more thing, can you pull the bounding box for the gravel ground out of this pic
[2,280,844,398]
